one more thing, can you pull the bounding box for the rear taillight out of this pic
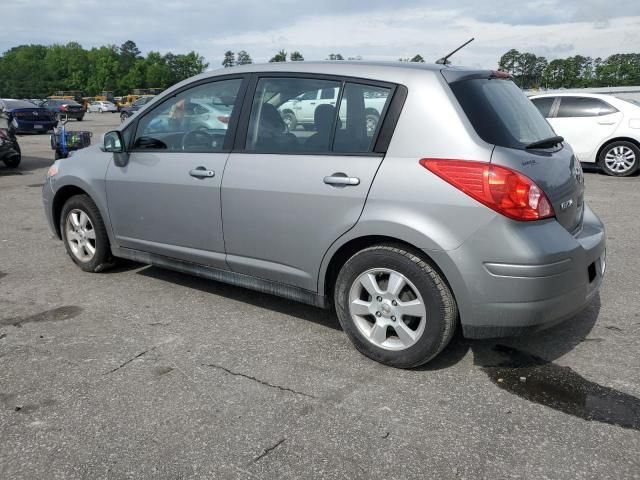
[60,105,67,111]
[217,115,230,124]
[419,159,554,221]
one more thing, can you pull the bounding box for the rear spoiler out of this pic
[441,69,511,84]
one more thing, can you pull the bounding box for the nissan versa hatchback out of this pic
[42,62,606,368]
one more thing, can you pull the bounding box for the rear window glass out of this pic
[449,78,556,149]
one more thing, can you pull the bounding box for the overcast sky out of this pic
[2,0,639,68]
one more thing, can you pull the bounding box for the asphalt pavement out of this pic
[1,113,639,479]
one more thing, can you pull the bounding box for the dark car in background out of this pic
[0,99,58,134]
[41,99,85,121]
[0,115,21,167]
[119,95,155,122]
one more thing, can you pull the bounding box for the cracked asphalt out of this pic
[1,114,639,479]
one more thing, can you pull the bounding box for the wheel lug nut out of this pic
[375,311,382,317]
[392,300,397,306]
[376,296,382,302]
[391,316,396,322]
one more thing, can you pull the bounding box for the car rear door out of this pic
[221,74,399,291]
[105,75,247,268]
[547,96,622,161]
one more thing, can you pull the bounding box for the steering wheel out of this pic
[181,126,216,151]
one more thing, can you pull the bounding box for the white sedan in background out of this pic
[88,101,118,113]
[530,93,640,176]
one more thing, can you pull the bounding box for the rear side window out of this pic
[531,97,555,118]
[246,77,341,153]
[244,77,392,154]
[556,97,618,117]
[449,78,556,149]
[334,83,391,153]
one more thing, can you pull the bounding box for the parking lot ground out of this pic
[1,113,639,479]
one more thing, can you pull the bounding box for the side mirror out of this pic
[104,130,129,167]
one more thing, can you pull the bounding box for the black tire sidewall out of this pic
[599,141,639,177]
[335,247,453,368]
[60,195,110,272]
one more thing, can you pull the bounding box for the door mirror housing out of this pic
[104,130,124,152]
[104,130,129,167]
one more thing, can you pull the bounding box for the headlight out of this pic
[47,160,60,178]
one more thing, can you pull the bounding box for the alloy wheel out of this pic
[348,268,427,351]
[604,145,636,174]
[65,209,97,262]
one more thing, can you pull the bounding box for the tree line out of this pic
[0,40,208,98]
[1,40,639,98]
[498,49,640,89]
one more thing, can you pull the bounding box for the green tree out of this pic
[222,50,235,68]
[236,50,252,65]
[269,50,287,62]
[410,54,425,63]
[327,53,344,60]
[290,51,304,61]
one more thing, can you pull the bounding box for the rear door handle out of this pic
[323,173,360,186]
[598,121,615,125]
[189,166,215,178]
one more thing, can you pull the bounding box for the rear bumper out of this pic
[427,204,606,339]
[14,119,57,133]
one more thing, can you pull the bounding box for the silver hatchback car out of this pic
[42,62,606,368]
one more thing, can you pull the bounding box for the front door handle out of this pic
[324,173,360,186]
[189,166,215,178]
[597,121,615,125]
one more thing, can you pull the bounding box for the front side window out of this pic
[246,77,341,153]
[133,78,242,152]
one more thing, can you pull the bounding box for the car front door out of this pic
[105,76,246,268]
[221,76,395,291]
[548,96,622,161]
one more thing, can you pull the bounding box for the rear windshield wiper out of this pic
[525,136,564,150]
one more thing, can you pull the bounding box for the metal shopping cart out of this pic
[50,116,92,159]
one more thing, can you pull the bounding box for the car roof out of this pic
[168,61,478,91]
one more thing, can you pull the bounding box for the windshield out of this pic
[449,78,557,149]
[4,100,37,109]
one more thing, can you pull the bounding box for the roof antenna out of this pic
[436,37,475,65]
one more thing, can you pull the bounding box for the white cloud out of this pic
[1,1,639,68]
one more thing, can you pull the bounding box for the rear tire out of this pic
[599,141,639,176]
[2,151,21,168]
[334,244,457,368]
[60,194,114,273]
[282,111,297,131]
[77,117,83,122]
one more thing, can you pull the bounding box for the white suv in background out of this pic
[530,93,640,176]
[278,87,387,135]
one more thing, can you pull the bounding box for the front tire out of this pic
[60,195,114,272]
[120,113,129,123]
[334,245,457,368]
[2,144,21,168]
[599,141,639,176]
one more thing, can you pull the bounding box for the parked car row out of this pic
[119,95,155,122]
[530,93,640,176]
